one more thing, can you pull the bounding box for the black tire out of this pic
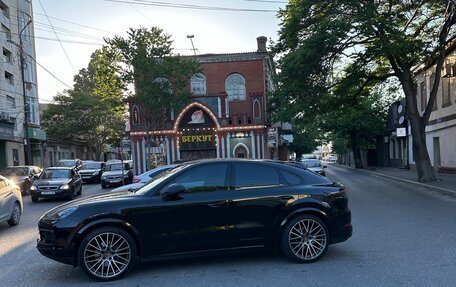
[78,227,137,281]
[67,188,75,200]
[101,184,107,189]
[7,202,21,226]
[22,182,31,196]
[281,215,329,263]
[77,185,82,195]
[31,195,39,203]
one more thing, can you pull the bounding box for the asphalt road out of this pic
[1,165,456,287]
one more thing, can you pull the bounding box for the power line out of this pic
[105,0,278,12]
[32,12,115,34]
[38,0,76,74]
[28,54,72,89]
[128,3,155,24]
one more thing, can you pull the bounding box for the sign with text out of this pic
[181,135,213,143]
[396,127,406,137]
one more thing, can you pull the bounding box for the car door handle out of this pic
[208,201,226,208]
[278,195,293,200]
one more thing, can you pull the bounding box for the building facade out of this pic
[0,0,45,169]
[409,38,456,171]
[129,37,276,175]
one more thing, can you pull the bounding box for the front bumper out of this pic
[32,188,72,199]
[37,226,76,265]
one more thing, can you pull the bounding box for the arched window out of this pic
[253,99,261,119]
[235,146,247,158]
[225,73,246,101]
[153,77,173,94]
[191,73,206,95]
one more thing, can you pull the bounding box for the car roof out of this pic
[45,167,73,170]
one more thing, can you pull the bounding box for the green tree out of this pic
[105,27,199,168]
[41,47,126,158]
[274,0,456,181]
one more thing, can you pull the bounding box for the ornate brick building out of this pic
[129,37,276,175]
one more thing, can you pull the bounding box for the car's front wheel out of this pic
[7,202,21,226]
[78,227,137,281]
[282,215,329,263]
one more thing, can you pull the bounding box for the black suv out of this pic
[37,159,352,281]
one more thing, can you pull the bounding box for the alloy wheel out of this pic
[83,232,132,279]
[8,203,21,226]
[288,218,327,260]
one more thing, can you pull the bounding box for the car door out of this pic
[138,162,232,257]
[225,162,298,248]
[0,178,12,221]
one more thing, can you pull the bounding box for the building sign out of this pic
[0,122,14,141]
[181,135,213,143]
[146,146,165,154]
[267,127,278,147]
[396,127,406,137]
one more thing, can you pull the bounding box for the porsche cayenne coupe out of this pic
[37,159,352,281]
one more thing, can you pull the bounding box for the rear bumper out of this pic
[329,209,352,244]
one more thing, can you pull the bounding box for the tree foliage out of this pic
[41,47,126,158]
[273,0,456,180]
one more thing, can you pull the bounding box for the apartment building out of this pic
[0,0,45,169]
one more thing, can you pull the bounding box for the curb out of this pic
[330,164,456,197]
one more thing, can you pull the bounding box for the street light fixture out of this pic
[187,34,197,55]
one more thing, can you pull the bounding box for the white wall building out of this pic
[0,0,44,169]
[409,38,456,171]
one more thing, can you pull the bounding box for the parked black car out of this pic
[79,161,106,183]
[37,159,352,281]
[100,161,133,188]
[30,167,82,202]
[0,166,42,195]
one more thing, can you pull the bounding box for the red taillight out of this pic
[330,187,347,197]
[133,178,141,183]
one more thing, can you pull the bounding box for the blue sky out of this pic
[32,0,286,103]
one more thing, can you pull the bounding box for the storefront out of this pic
[0,120,17,169]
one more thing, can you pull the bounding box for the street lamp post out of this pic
[20,19,33,165]
[187,35,196,55]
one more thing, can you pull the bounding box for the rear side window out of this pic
[233,163,280,189]
[300,169,332,185]
[280,169,302,185]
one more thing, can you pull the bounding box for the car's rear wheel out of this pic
[31,195,39,202]
[282,215,329,263]
[7,202,21,226]
[78,227,137,281]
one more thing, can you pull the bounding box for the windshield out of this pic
[57,160,76,167]
[82,162,102,169]
[135,165,185,195]
[42,169,70,179]
[302,159,321,167]
[0,167,28,176]
[106,163,125,171]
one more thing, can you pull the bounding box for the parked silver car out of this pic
[0,175,23,226]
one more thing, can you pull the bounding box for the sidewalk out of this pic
[331,163,456,197]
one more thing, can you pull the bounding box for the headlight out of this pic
[30,185,37,191]
[60,184,70,190]
[46,206,79,221]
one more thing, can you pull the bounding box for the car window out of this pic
[280,169,302,185]
[170,163,229,193]
[233,163,280,189]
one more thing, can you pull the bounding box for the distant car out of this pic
[37,159,352,281]
[30,167,82,202]
[301,159,326,176]
[0,175,22,226]
[0,165,42,195]
[79,161,106,183]
[101,161,133,188]
[56,159,83,170]
[325,154,337,162]
[111,164,177,192]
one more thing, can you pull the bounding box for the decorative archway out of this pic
[233,143,250,158]
[173,101,220,131]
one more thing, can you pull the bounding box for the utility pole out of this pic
[187,35,197,55]
[20,19,33,165]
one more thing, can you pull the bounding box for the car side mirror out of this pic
[161,183,185,201]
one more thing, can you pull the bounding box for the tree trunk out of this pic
[402,72,436,182]
[349,131,364,168]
